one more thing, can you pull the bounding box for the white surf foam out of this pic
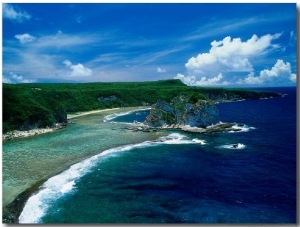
[219,143,246,150]
[191,139,207,145]
[103,111,133,122]
[154,133,207,145]
[228,124,255,133]
[18,132,206,223]
[103,108,150,122]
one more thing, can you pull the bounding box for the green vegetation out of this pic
[2,79,281,133]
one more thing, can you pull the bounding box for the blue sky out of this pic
[2,3,297,86]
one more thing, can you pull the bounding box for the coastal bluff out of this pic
[3,79,282,135]
[145,95,219,128]
[126,96,246,134]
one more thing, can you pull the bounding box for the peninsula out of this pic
[125,94,246,134]
[3,79,282,138]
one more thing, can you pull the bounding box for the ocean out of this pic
[18,87,296,224]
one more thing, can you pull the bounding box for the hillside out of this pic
[2,79,281,133]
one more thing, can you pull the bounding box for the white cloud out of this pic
[175,33,293,87]
[239,59,296,85]
[2,77,13,84]
[157,67,166,73]
[3,3,31,22]
[174,73,196,85]
[174,73,229,86]
[15,33,36,44]
[24,31,101,50]
[290,74,296,83]
[63,60,72,67]
[63,60,93,77]
[241,72,263,85]
[195,73,229,86]
[3,72,36,83]
[185,34,281,74]
[3,31,102,82]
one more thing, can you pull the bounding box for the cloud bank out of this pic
[238,59,296,85]
[175,73,229,86]
[3,72,36,83]
[185,34,281,74]
[175,34,296,86]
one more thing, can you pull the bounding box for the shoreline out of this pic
[67,107,121,120]
[3,179,48,223]
[2,95,280,142]
[4,122,246,223]
[2,106,149,223]
[2,107,125,142]
[125,121,246,134]
[2,124,65,141]
[1,102,260,223]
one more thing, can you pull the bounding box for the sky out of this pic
[2,3,297,87]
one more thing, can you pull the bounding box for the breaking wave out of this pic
[228,124,255,133]
[18,133,206,224]
[103,108,150,122]
[219,143,246,150]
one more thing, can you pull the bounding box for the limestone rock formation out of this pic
[145,95,219,128]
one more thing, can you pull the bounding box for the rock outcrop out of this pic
[145,95,219,128]
[125,121,246,134]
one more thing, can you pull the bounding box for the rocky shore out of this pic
[145,97,219,128]
[125,121,245,134]
[2,108,123,141]
[127,95,246,134]
[2,123,67,141]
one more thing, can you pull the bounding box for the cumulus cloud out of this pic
[3,3,31,22]
[157,67,166,73]
[174,73,229,86]
[185,34,281,74]
[63,60,93,77]
[3,72,36,83]
[238,59,296,85]
[15,33,36,44]
[174,33,295,87]
[174,73,196,85]
[290,74,296,82]
[194,73,229,86]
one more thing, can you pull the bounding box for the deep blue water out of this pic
[19,87,297,223]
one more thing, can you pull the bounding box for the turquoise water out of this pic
[16,88,297,223]
[2,108,165,207]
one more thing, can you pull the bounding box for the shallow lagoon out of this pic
[2,107,165,207]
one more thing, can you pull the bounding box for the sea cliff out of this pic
[145,95,219,128]
[124,95,245,134]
